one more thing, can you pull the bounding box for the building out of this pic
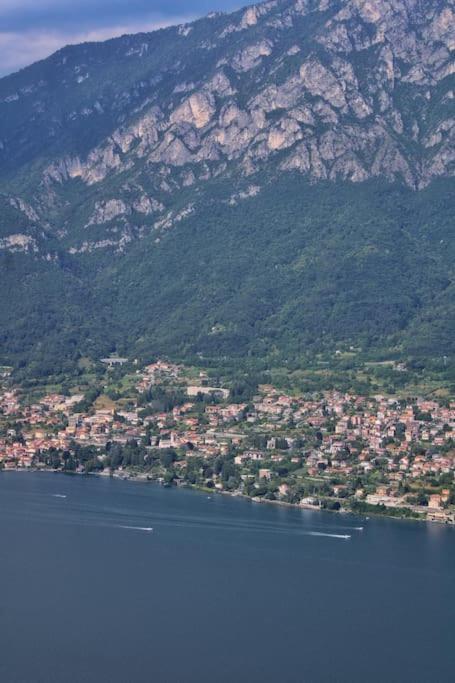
[100,357,129,367]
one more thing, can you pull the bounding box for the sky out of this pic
[0,0,254,77]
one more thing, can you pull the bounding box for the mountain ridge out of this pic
[0,0,453,376]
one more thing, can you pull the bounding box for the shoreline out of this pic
[2,467,453,526]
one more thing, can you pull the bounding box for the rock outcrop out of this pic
[0,0,453,252]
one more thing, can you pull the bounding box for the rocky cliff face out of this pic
[0,0,453,255]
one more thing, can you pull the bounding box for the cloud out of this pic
[0,1,251,77]
[0,16,195,77]
[0,1,245,32]
[0,31,63,75]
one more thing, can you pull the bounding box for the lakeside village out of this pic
[1,360,454,524]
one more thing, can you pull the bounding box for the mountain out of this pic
[0,0,454,376]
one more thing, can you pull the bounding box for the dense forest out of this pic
[0,175,453,379]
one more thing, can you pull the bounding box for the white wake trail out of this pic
[305,531,351,540]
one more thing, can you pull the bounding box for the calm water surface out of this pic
[0,472,453,683]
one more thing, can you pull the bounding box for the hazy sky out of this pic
[0,0,254,77]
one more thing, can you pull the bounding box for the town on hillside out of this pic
[0,360,454,524]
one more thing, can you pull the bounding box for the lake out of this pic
[0,472,453,683]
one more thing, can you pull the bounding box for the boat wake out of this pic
[52,494,67,499]
[305,531,351,540]
[118,525,154,533]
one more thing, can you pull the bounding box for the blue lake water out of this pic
[0,472,454,683]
